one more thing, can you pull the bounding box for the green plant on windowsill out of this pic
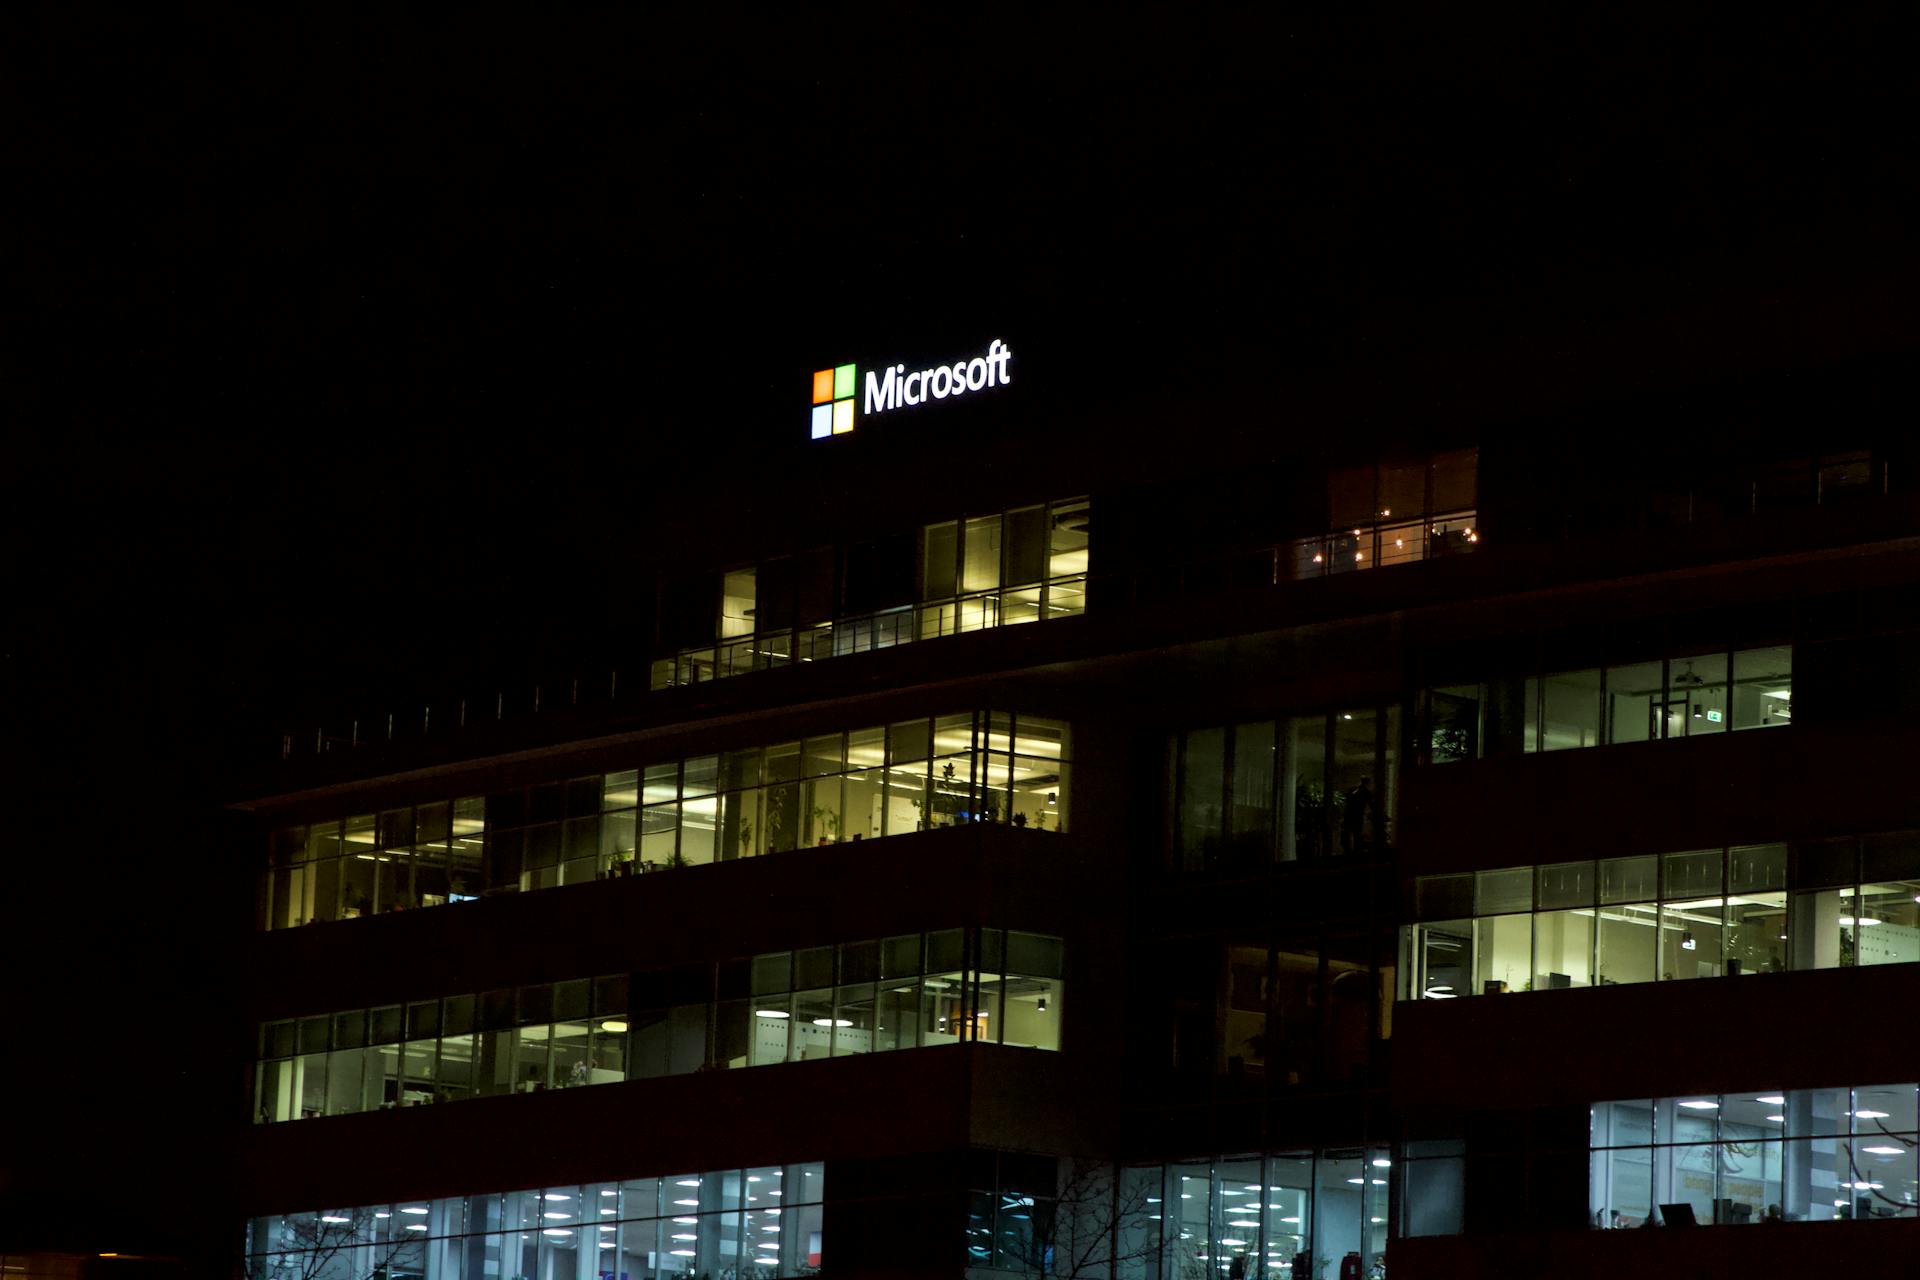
[925,759,971,825]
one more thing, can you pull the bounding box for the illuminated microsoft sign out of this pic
[810,338,1013,439]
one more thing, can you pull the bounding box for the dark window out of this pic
[758,556,797,630]
[659,575,716,649]
[1004,506,1047,586]
[792,548,835,626]
[844,533,915,613]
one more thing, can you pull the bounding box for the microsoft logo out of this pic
[809,339,1013,441]
[810,363,857,439]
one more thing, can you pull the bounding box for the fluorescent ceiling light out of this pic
[400,1207,429,1215]
[542,1229,570,1238]
[542,1193,571,1201]
[1677,1100,1719,1110]
[600,1020,628,1033]
[1756,1096,1786,1105]
[675,1179,701,1187]
[1853,1109,1891,1119]
[1862,1146,1905,1156]
[1372,1158,1392,1168]
[405,1224,428,1232]
[1767,1115,1785,1123]
[755,1010,790,1019]
[543,1212,570,1220]
[320,1215,351,1224]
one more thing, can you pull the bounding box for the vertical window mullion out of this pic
[966,928,980,1042]
[673,762,685,861]
[1219,726,1235,871]
[977,710,989,819]
[1324,715,1336,858]
[1268,719,1284,864]
[1171,733,1186,870]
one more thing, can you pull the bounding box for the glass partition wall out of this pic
[261,710,1071,929]
[1403,833,1920,999]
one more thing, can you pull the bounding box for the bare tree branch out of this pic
[247,1208,415,1280]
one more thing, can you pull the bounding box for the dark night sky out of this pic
[5,5,1916,1257]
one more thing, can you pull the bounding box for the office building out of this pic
[230,334,1919,1280]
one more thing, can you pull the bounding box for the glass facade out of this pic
[1217,939,1390,1087]
[1092,1147,1389,1279]
[245,1161,825,1279]
[1169,707,1401,869]
[653,496,1090,687]
[1288,449,1479,579]
[255,929,1063,1123]
[1590,1084,1917,1225]
[1422,645,1791,762]
[1402,833,1920,999]
[261,711,1071,929]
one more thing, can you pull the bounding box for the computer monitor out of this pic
[1659,1202,1698,1227]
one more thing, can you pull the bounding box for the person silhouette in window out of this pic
[1341,776,1374,854]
